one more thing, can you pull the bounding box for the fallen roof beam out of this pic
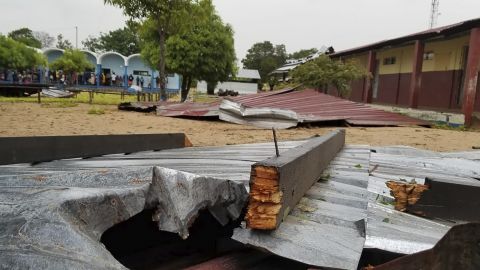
[387,177,480,222]
[245,129,345,230]
[0,133,191,165]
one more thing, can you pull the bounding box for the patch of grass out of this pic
[87,107,105,115]
[354,164,362,169]
[382,218,390,223]
[433,123,467,131]
[0,92,137,106]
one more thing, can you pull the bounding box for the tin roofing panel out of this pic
[220,89,429,128]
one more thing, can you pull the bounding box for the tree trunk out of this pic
[207,81,216,95]
[157,28,167,101]
[180,75,190,102]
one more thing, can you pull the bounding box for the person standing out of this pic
[140,76,144,87]
[136,76,140,86]
[128,74,134,86]
[112,72,116,86]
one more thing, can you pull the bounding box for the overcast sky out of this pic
[1,0,480,61]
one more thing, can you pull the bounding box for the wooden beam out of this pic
[363,50,376,104]
[245,129,345,230]
[462,27,480,127]
[386,177,480,222]
[0,133,190,165]
[408,40,424,109]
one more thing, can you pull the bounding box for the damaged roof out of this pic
[1,136,479,269]
[220,89,430,128]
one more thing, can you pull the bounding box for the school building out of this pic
[330,17,480,126]
[42,48,181,92]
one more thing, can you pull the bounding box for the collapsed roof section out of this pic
[1,132,479,269]
[220,89,430,128]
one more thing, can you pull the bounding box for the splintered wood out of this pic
[386,181,429,212]
[246,166,282,229]
[245,129,346,230]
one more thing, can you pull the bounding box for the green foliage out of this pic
[82,23,140,56]
[88,107,105,115]
[0,35,46,70]
[291,55,366,98]
[0,92,137,105]
[288,48,318,59]
[49,49,93,79]
[241,41,286,84]
[56,34,73,50]
[8,28,42,48]
[139,0,235,101]
[105,0,193,98]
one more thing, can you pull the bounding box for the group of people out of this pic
[1,69,39,84]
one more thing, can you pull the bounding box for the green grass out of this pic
[0,92,137,106]
[87,107,105,115]
[433,123,467,131]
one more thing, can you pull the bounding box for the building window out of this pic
[383,57,396,65]
[423,51,435,60]
[133,70,150,76]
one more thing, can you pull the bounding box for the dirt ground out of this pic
[1,102,479,152]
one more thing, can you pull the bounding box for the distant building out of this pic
[42,48,181,92]
[329,17,480,126]
[271,46,333,82]
[197,69,261,95]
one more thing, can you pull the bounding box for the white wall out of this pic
[197,81,258,95]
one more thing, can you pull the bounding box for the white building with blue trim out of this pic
[42,48,181,92]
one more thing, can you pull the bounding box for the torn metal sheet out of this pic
[156,101,220,118]
[366,223,480,270]
[1,140,478,269]
[148,167,248,239]
[0,140,305,269]
[233,146,371,270]
[219,89,429,129]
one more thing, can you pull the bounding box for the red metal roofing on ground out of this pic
[156,101,220,117]
[226,89,430,126]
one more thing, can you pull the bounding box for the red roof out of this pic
[222,89,429,127]
[331,17,480,57]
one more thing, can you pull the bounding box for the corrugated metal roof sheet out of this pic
[156,101,220,117]
[220,89,429,128]
[237,69,261,80]
[2,138,477,269]
[331,17,480,57]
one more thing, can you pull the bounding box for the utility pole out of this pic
[75,26,78,49]
[429,0,440,29]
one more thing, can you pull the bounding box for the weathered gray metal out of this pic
[234,145,370,270]
[366,223,480,270]
[246,129,345,230]
[1,139,479,269]
[0,133,189,165]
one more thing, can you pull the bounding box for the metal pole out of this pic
[75,26,78,49]
[272,128,279,157]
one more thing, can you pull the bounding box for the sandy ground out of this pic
[1,102,479,152]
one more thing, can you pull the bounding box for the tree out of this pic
[56,34,73,50]
[288,48,318,59]
[290,55,366,98]
[8,28,42,48]
[104,0,192,100]
[163,0,236,101]
[82,23,140,56]
[241,41,286,88]
[33,31,55,48]
[0,35,46,71]
[82,36,103,52]
[49,49,93,85]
